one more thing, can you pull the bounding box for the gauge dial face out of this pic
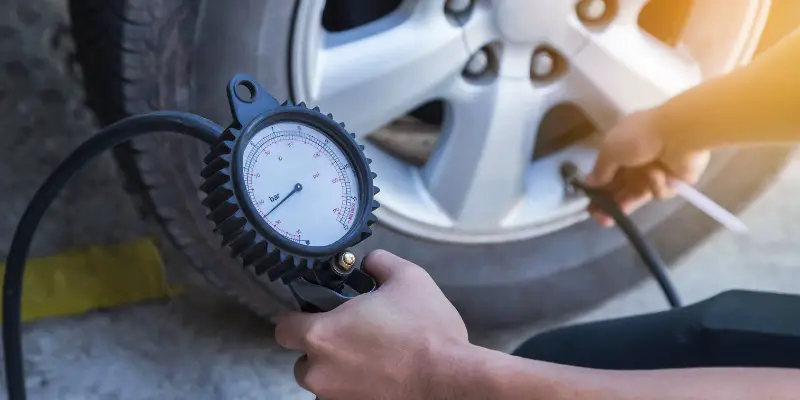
[241,121,360,247]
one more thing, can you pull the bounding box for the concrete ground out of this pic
[3,0,800,399]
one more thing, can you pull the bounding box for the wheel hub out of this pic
[290,0,769,244]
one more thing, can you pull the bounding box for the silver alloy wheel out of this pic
[291,0,770,244]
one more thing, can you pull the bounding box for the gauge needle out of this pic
[266,183,303,216]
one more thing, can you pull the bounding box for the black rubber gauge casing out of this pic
[200,74,379,284]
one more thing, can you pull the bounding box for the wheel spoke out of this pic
[499,43,535,79]
[569,23,701,130]
[423,80,564,229]
[461,1,501,51]
[302,6,468,137]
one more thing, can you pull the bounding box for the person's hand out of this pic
[274,250,469,400]
[586,109,711,226]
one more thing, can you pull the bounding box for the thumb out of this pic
[586,147,620,187]
[362,249,417,284]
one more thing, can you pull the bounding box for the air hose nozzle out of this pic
[560,161,582,185]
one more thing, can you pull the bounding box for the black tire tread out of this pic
[68,0,285,317]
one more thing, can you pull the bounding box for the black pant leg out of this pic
[512,290,800,370]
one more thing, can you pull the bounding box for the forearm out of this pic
[573,367,800,400]
[438,343,800,400]
[656,27,800,151]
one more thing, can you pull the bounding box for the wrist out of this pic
[647,102,687,153]
[648,99,708,160]
[426,341,569,400]
[420,340,479,399]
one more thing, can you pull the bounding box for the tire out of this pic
[69,0,797,328]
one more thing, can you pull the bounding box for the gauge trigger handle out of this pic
[291,268,379,313]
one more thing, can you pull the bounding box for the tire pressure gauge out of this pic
[2,74,383,399]
[201,74,380,312]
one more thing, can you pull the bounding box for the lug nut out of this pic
[464,48,490,77]
[531,47,564,81]
[531,51,555,79]
[577,0,608,22]
[446,0,472,14]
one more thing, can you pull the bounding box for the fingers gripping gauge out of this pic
[201,75,380,312]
